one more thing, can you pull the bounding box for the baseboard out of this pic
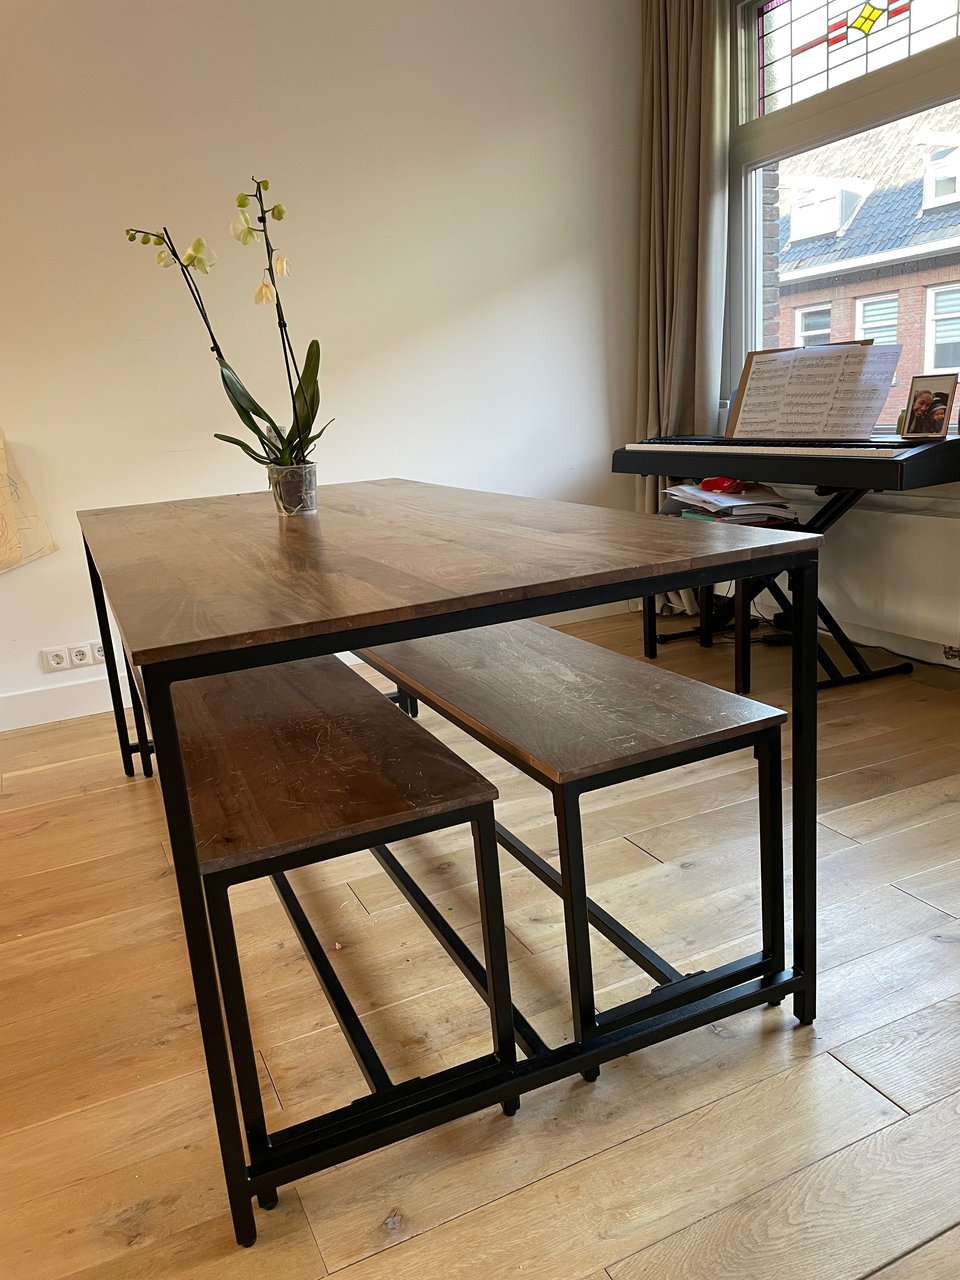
[840,621,960,669]
[0,651,370,733]
[0,675,123,732]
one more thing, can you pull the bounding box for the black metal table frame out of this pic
[84,539,819,1247]
[641,487,913,695]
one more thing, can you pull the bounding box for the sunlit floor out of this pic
[2,612,960,1279]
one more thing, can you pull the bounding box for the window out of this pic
[727,1,960,420]
[857,293,899,343]
[926,284,960,369]
[796,304,832,344]
[753,0,960,119]
[788,181,865,239]
[923,141,960,207]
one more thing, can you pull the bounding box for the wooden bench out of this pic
[359,620,790,1058]
[171,655,520,1245]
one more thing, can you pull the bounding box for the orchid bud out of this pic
[260,179,270,191]
[140,233,151,244]
[254,278,276,305]
[153,235,164,246]
[156,249,176,268]
[126,231,136,241]
[236,193,250,208]
[270,203,286,221]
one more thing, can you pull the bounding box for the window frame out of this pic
[923,147,960,210]
[725,1,960,397]
[855,292,899,345]
[925,283,960,372]
[795,302,832,345]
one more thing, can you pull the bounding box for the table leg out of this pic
[789,560,818,1025]
[84,538,135,777]
[142,671,257,1246]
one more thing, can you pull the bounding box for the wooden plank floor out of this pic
[2,613,960,1279]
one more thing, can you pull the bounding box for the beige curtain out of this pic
[636,0,731,516]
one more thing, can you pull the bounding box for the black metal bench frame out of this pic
[386,678,786,1065]
[202,800,521,1242]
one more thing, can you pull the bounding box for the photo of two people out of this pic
[902,374,958,437]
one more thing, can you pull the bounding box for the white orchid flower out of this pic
[255,275,277,305]
[229,210,259,246]
[156,249,176,268]
[273,252,291,277]
[183,237,217,273]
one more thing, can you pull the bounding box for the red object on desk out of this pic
[701,476,744,494]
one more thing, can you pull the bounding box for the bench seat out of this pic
[359,620,786,787]
[171,655,497,875]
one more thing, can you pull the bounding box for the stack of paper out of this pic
[662,484,796,524]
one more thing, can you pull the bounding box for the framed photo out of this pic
[901,374,957,438]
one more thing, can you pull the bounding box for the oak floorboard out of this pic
[0,1141,323,1280]
[56,1196,326,1280]
[820,771,960,842]
[833,993,960,1113]
[0,1057,279,1212]
[0,841,174,942]
[606,1089,960,1280]
[0,752,144,814]
[0,780,167,877]
[872,1227,960,1277]
[0,710,135,774]
[896,855,960,915]
[311,1057,897,1277]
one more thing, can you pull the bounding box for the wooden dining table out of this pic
[78,476,822,1229]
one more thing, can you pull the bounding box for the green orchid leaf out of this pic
[304,417,335,446]
[218,360,280,431]
[218,390,280,454]
[218,375,283,458]
[292,339,322,440]
[213,433,272,465]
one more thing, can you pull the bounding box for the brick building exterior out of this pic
[778,254,960,424]
[765,104,960,426]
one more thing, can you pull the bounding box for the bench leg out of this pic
[756,729,785,1003]
[554,787,599,1077]
[698,586,714,648]
[472,809,520,1114]
[735,580,752,695]
[205,879,277,1212]
[642,596,657,659]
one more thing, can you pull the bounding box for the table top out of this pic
[78,478,821,667]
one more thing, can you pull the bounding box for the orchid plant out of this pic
[125,178,332,468]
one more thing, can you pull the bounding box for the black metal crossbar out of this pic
[271,871,393,1093]
[244,964,803,1192]
[370,842,549,1059]
[493,821,684,987]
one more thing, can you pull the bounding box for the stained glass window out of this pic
[756,0,960,117]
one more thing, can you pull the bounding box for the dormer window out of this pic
[787,180,865,242]
[923,144,960,210]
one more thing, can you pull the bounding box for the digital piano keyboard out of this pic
[613,436,960,490]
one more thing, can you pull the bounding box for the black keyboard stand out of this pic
[644,486,914,694]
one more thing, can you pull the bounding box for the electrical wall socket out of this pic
[69,644,93,667]
[90,640,106,664]
[41,646,69,673]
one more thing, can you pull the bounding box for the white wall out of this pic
[0,0,642,729]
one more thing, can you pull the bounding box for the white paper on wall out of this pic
[0,431,56,573]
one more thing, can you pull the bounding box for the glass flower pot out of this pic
[267,463,317,516]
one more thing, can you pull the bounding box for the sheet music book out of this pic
[727,343,902,440]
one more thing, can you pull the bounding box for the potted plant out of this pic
[126,177,332,515]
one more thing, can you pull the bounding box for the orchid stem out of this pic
[253,178,307,462]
